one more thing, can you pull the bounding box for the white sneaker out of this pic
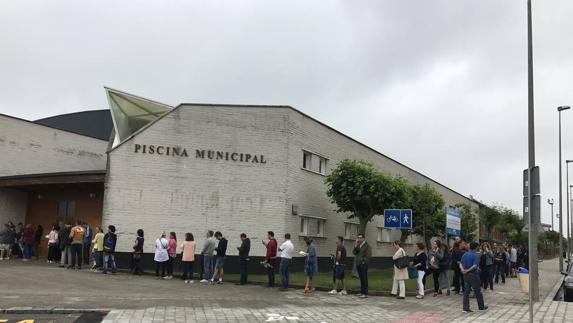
[339,290,347,295]
[200,279,208,283]
[185,280,190,284]
[328,289,337,294]
[0,258,3,260]
[189,280,195,284]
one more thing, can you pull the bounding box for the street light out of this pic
[567,160,573,257]
[548,198,555,231]
[558,105,570,270]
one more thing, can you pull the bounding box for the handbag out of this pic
[394,250,410,269]
[408,266,419,279]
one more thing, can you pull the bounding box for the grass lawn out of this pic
[224,268,453,293]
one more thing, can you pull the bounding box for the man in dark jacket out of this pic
[452,241,466,294]
[213,231,228,284]
[353,233,372,298]
[102,225,117,274]
[236,233,251,285]
[59,224,72,268]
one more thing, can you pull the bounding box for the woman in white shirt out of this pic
[154,232,169,279]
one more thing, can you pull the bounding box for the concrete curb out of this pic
[0,308,110,314]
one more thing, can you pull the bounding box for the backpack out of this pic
[103,234,114,252]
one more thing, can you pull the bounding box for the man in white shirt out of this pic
[509,244,518,277]
[278,233,294,291]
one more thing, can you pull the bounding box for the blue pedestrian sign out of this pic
[384,209,413,229]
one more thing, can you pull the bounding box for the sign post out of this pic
[384,209,413,229]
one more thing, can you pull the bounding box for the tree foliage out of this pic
[409,183,445,248]
[325,159,411,235]
[455,203,478,242]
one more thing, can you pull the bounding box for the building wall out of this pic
[285,109,479,256]
[103,106,291,255]
[0,114,107,176]
[0,188,27,226]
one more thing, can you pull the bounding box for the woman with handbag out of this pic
[391,240,408,299]
[430,240,444,296]
[132,229,144,275]
[412,242,427,299]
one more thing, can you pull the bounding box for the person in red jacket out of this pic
[262,231,278,287]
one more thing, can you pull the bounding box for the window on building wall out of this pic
[344,223,359,240]
[303,151,312,170]
[318,157,327,175]
[377,227,393,243]
[57,200,76,225]
[300,216,325,237]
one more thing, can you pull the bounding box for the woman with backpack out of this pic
[430,239,444,296]
[439,242,452,296]
[391,240,408,299]
[132,229,144,275]
[154,232,169,279]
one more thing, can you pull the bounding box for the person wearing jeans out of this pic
[412,242,427,299]
[494,246,507,284]
[262,231,278,287]
[461,242,487,313]
[278,233,294,290]
[69,221,86,269]
[236,233,251,285]
[102,225,117,274]
[451,241,466,294]
[352,233,372,298]
[480,242,494,291]
[200,230,216,283]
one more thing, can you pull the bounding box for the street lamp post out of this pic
[567,160,572,257]
[558,105,570,270]
[548,198,555,231]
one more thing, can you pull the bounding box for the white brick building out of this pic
[0,89,479,267]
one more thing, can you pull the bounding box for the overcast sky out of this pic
[1,0,572,227]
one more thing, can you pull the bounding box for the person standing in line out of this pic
[164,232,177,280]
[412,242,427,299]
[132,229,144,275]
[461,242,488,313]
[480,242,494,292]
[200,230,217,283]
[278,233,294,291]
[451,241,465,294]
[262,231,278,287]
[33,225,43,260]
[391,240,408,299]
[494,246,507,284]
[329,236,348,295]
[15,223,24,258]
[83,222,92,266]
[46,224,59,263]
[212,231,227,284]
[430,240,444,296]
[59,223,72,268]
[21,224,35,261]
[439,242,452,296]
[69,221,86,269]
[0,223,17,260]
[181,232,196,283]
[302,237,318,294]
[353,233,371,298]
[509,244,517,277]
[236,233,251,285]
[154,232,169,279]
[91,226,104,271]
[102,225,117,274]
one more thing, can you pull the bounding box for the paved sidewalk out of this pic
[0,258,571,322]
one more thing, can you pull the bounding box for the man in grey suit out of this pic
[353,233,372,298]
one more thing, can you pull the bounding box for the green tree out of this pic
[497,207,523,240]
[481,205,501,240]
[325,159,411,235]
[409,183,445,250]
[455,203,478,242]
